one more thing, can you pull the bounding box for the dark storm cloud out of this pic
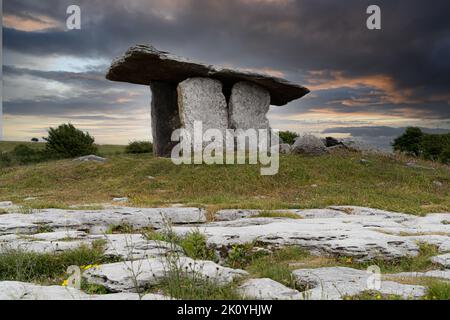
[3,0,450,124]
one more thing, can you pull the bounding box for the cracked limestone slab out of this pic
[0,281,170,300]
[387,270,450,281]
[237,278,305,300]
[83,257,248,293]
[292,267,426,300]
[0,207,206,235]
[431,254,450,269]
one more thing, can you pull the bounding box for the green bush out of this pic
[125,141,153,154]
[279,131,299,145]
[44,123,97,158]
[12,145,45,164]
[0,152,12,167]
[421,133,450,161]
[393,127,424,156]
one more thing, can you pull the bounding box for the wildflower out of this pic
[345,257,353,263]
[62,279,69,287]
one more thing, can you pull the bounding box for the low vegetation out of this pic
[125,141,153,154]
[393,127,450,164]
[0,241,110,284]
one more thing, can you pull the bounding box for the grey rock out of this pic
[292,135,328,156]
[387,270,450,281]
[229,82,270,131]
[237,278,304,300]
[150,82,181,157]
[73,155,107,163]
[0,281,170,300]
[0,207,207,235]
[292,267,426,300]
[279,144,292,155]
[431,254,450,269]
[112,197,129,203]
[173,208,450,262]
[0,202,13,208]
[83,257,248,292]
[178,77,228,141]
[106,44,309,106]
[214,209,260,221]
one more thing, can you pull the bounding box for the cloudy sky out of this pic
[2,0,450,148]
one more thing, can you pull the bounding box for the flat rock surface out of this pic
[175,207,450,262]
[106,45,309,106]
[0,207,206,235]
[431,254,450,269]
[292,267,426,300]
[83,257,248,292]
[238,278,304,300]
[0,281,170,300]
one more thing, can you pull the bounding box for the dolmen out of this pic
[107,45,309,157]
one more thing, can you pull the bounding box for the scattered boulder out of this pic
[293,267,426,300]
[323,137,342,148]
[0,202,13,208]
[237,278,304,300]
[292,135,328,156]
[112,197,129,203]
[279,144,292,155]
[73,155,107,163]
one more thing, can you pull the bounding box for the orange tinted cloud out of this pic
[3,14,61,31]
[306,71,421,105]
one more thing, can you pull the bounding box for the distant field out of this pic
[0,141,126,156]
[0,150,448,215]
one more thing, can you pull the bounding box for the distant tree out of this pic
[421,133,450,161]
[125,141,153,154]
[44,123,97,158]
[279,131,300,145]
[31,137,39,143]
[392,127,424,156]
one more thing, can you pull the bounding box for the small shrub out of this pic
[421,133,450,161]
[279,131,299,145]
[425,280,450,300]
[31,138,39,142]
[44,123,98,158]
[180,230,216,261]
[0,152,12,167]
[125,141,153,154]
[12,145,46,164]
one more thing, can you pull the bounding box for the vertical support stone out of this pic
[177,77,229,135]
[150,82,181,157]
[229,81,270,130]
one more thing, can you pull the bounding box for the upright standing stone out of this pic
[150,82,181,157]
[229,81,270,130]
[177,78,228,135]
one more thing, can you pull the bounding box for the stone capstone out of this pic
[107,45,309,106]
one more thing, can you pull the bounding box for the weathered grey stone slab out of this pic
[238,278,304,300]
[0,207,206,235]
[73,155,107,163]
[279,144,292,154]
[292,267,426,300]
[229,82,270,130]
[107,45,309,106]
[386,270,450,281]
[431,254,450,269]
[150,82,181,157]
[174,208,450,262]
[178,77,228,137]
[0,281,170,300]
[83,257,248,292]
